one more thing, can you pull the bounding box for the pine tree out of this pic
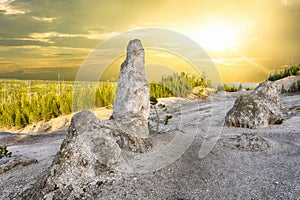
[238,83,243,90]
[281,85,287,93]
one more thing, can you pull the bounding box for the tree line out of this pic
[268,65,300,81]
[267,64,300,93]
[216,83,252,92]
[0,73,208,129]
[0,80,116,129]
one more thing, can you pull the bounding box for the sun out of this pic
[189,24,237,51]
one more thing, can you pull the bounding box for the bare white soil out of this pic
[0,107,113,134]
[275,75,300,90]
[0,92,299,199]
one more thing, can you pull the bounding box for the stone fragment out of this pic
[221,133,271,152]
[0,157,38,174]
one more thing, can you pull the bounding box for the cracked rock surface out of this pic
[225,81,288,128]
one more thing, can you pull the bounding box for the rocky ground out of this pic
[0,91,299,199]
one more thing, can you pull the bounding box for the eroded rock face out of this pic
[221,133,271,152]
[22,40,152,199]
[225,81,288,129]
[0,157,37,174]
[111,39,150,137]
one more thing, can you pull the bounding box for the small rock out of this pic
[222,133,271,152]
[0,157,38,174]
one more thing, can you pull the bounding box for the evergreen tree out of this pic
[268,65,300,81]
[281,85,287,93]
[289,83,297,92]
[238,83,243,90]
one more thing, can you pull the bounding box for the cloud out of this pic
[51,53,73,56]
[9,45,41,49]
[281,0,300,6]
[0,62,14,65]
[32,16,56,23]
[28,31,107,46]
[86,31,119,40]
[211,58,260,66]
[0,0,28,15]
[0,12,53,39]
[0,33,101,49]
[1,0,167,37]
[29,32,78,43]
[0,38,50,46]
[30,32,80,39]
[50,37,100,49]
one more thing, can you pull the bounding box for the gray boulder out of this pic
[111,39,150,137]
[225,81,288,129]
[22,39,152,199]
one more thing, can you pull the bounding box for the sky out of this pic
[0,0,300,83]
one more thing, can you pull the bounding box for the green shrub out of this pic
[164,114,172,125]
[216,83,238,92]
[149,72,208,99]
[0,146,12,159]
[268,65,300,81]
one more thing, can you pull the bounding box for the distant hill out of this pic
[268,65,300,81]
[275,75,300,92]
[267,65,300,93]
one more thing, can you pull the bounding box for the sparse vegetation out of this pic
[0,80,116,129]
[0,146,12,159]
[238,83,243,90]
[148,96,172,133]
[281,85,287,93]
[245,87,255,91]
[164,114,172,125]
[149,96,159,133]
[149,72,208,99]
[217,83,254,92]
[268,65,300,81]
[217,83,239,92]
[0,72,207,129]
[268,65,300,93]
[287,80,300,93]
[149,83,174,99]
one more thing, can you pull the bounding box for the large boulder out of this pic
[225,81,288,129]
[111,39,150,137]
[22,39,152,199]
